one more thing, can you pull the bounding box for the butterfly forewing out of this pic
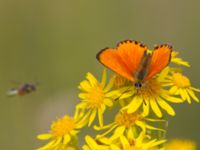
[97,48,134,81]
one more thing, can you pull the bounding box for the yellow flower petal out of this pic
[119,91,135,99]
[37,134,52,140]
[77,110,92,128]
[157,98,175,116]
[151,139,167,147]
[98,108,104,127]
[78,93,87,99]
[88,110,96,126]
[145,123,165,132]
[94,122,115,130]
[127,127,134,140]
[145,118,166,122]
[143,100,150,116]
[37,140,57,150]
[111,126,125,140]
[191,87,200,92]
[82,145,90,150]
[79,80,91,92]
[101,68,107,88]
[86,72,98,87]
[185,90,191,103]
[104,98,113,107]
[143,139,157,149]
[110,144,121,150]
[135,121,146,131]
[96,124,118,138]
[104,75,115,92]
[179,88,187,100]
[74,107,86,121]
[76,102,88,110]
[125,96,143,113]
[85,136,97,149]
[187,89,199,102]
[150,99,162,118]
[63,134,71,145]
[105,86,129,98]
[169,86,178,94]
[71,130,79,135]
[161,93,183,103]
[120,136,130,149]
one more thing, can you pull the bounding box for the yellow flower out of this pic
[165,72,200,104]
[75,69,114,127]
[171,51,190,67]
[165,139,196,150]
[94,110,165,139]
[122,70,183,118]
[37,115,81,150]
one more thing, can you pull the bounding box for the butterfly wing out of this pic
[97,40,147,82]
[144,44,172,81]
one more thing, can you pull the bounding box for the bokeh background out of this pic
[0,0,199,149]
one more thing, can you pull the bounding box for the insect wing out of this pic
[144,44,172,81]
[7,88,18,96]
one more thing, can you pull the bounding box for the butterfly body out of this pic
[133,51,151,88]
[134,51,151,81]
[97,40,172,88]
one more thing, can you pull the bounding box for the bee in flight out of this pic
[7,82,38,96]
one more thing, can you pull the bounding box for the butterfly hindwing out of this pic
[144,44,172,81]
[97,40,147,82]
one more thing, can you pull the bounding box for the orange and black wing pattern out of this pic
[144,44,172,81]
[96,40,147,82]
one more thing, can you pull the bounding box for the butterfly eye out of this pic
[134,82,142,88]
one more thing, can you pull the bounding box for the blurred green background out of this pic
[0,0,199,149]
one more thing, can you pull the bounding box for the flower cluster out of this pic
[37,45,199,150]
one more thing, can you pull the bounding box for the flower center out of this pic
[86,85,104,109]
[137,79,161,100]
[51,116,75,138]
[172,73,191,88]
[115,111,142,128]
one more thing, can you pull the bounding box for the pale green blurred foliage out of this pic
[0,0,199,150]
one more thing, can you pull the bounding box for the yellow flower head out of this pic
[50,116,76,138]
[122,69,183,118]
[75,69,114,127]
[37,115,80,150]
[165,139,196,150]
[165,72,200,103]
[94,110,165,140]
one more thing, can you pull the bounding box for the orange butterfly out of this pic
[96,40,172,88]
